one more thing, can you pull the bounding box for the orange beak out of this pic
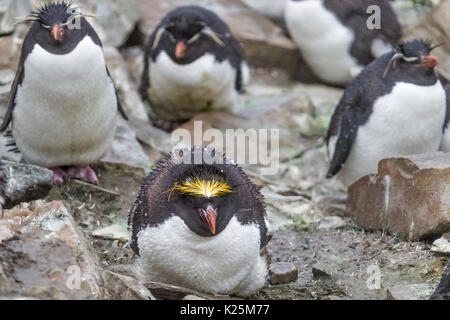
[199,205,217,235]
[175,41,187,59]
[51,25,64,42]
[421,55,438,68]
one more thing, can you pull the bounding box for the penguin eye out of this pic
[187,32,202,44]
[167,32,177,43]
[403,56,419,62]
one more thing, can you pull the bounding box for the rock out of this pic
[317,216,347,231]
[0,220,14,242]
[431,237,450,255]
[404,1,450,81]
[430,264,450,300]
[239,84,329,137]
[391,0,435,32]
[144,281,233,300]
[78,0,140,47]
[0,0,31,36]
[1,160,53,210]
[269,262,298,285]
[177,110,307,170]
[138,0,305,78]
[387,283,434,300]
[346,153,450,241]
[0,201,104,299]
[316,194,347,217]
[312,262,335,279]
[261,184,321,231]
[102,118,152,168]
[102,270,155,300]
[93,223,129,242]
[104,47,149,122]
[130,118,173,154]
[182,295,206,300]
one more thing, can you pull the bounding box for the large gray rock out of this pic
[387,283,434,300]
[0,201,104,299]
[102,118,152,168]
[1,160,53,210]
[102,271,154,300]
[346,153,450,241]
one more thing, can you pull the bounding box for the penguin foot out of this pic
[67,166,98,185]
[50,167,67,184]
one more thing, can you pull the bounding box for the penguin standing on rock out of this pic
[1,1,127,184]
[128,146,270,297]
[327,40,446,187]
[285,0,402,86]
[140,6,249,129]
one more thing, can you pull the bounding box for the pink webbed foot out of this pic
[50,167,67,184]
[67,166,98,185]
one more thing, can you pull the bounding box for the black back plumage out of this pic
[430,264,450,300]
[443,84,450,132]
[326,40,439,178]
[128,146,269,255]
[323,0,402,64]
[140,5,247,100]
[0,1,127,133]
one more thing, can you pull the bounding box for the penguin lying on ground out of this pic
[440,84,450,152]
[128,146,270,297]
[1,1,127,184]
[285,0,402,86]
[327,40,446,187]
[140,6,249,129]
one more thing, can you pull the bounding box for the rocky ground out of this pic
[0,0,449,300]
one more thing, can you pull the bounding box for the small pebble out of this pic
[269,262,298,285]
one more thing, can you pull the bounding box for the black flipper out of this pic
[326,105,359,178]
[105,66,128,121]
[140,26,158,102]
[0,64,23,132]
[230,38,246,93]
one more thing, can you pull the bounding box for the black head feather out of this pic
[33,1,74,26]
[397,39,434,58]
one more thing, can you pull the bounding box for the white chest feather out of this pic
[13,36,117,167]
[148,52,240,121]
[134,216,268,297]
[337,81,446,186]
[285,0,361,85]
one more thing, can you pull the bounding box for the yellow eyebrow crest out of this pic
[167,178,233,199]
